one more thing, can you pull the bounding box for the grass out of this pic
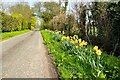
[41,30,120,79]
[0,30,30,41]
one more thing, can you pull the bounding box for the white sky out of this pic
[0,0,116,8]
[0,0,116,3]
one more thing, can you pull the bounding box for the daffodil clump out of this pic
[48,30,102,56]
[93,46,102,56]
[41,30,119,79]
[61,34,88,49]
[62,31,65,34]
[55,31,61,34]
[47,30,62,34]
[47,29,55,33]
[60,33,102,57]
[72,39,88,48]
[61,36,70,41]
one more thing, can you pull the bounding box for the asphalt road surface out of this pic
[2,31,57,78]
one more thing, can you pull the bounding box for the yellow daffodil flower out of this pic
[62,31,65,34]
[76,46,78,48]
[82,40,88,45]
[66,36,70,40]
[75,35,78,39]
[56,32,59,34]
[93,46,98,51]
[61,36,66,41]
[79,40,88,46]
[78,39,81,43]
[70,36,72,39]
[79,42,84,46]
[96,49,102,56]
[73,35,78,39]
[74,39,78,44]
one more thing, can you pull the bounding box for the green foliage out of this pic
[1,13,23,32]
[1,11,37,32]
[1,13,13,32]
[44,2,60,15]
[9,4,33,21]
[30,16,37,30]
[33,2,42,14]
[107,2,120,54]
[52,33,62,42]
[41,30,120,79]
[22,19,28,30]
[49,13,76,36]
[1,30,30,41]
[42,23,51,29]
[102,54,120,79]
[61,41,74,52]
[41,12,54,23]
[1,3,36,32]
[38,2,60,29]
[33,1,120,56]
[11,14,23,31]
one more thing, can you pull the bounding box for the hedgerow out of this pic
[1,12,36,32]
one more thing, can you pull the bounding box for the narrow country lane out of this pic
[2,31,57,78]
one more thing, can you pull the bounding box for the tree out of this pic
[59,0,68,12]
[9,4,33,21]
[74,2,87,38]
[30,16,37,30]
[34,2,42,13]
[107,1,120,55]
[35,2,61,29]
[9,3,36,30]
[50,13,66,30]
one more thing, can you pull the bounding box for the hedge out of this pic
[1,12,36,32]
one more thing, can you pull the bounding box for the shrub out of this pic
[1,12,36,32]
[1,13,23,32]
[11,14,23,31]
[30,16,37,30]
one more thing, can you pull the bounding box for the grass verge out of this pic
[1,30,30,41]
[41,30,120,79]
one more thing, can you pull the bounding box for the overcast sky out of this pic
[1,0,115,8]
